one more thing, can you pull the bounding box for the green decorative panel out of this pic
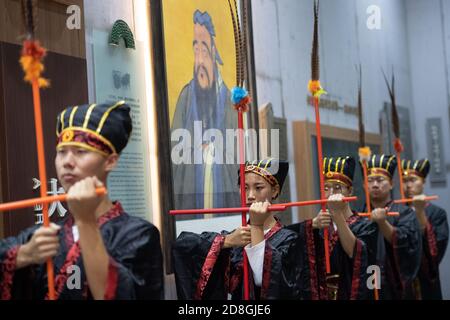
[109,20,136,49]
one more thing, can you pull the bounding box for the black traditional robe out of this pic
[326,215,377,300]
[0,202,164,300]
[288,215,378,300]
[415,203,448,300]
[286,219,327,300]
[172,219,302,300]
[360,202,422,300]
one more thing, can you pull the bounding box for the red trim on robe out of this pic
[260,245,273,299]
[328,214,361,299]
[258,220,282,299]
[194,234,226,299]
[63,215,75,248]
[45,202,124,300]
[0,246,19,300]
[329,229,340,254]
[48,242,81,300]
[346,215,360,227]
[228,220,283,299]
[424,221,438,263]
[305,219,320,300]
[104,258,119,300]
[329,215,360,253]
[97,202,123,226]
[350,239,363,300]
[229,261,243,294]
[265,220,282,240]
[417,219,439,292]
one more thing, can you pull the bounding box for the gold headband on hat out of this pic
[245,162,280,191]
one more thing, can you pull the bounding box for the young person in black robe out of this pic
[307,156,378,300]
[172,159,304,300]
[359,154,422,300]
[401,158,448,300]
[0,101,164,300]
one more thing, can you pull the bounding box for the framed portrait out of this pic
[150,0,259,270]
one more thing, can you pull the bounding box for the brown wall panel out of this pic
[0,41,88,237]
[0,0,85,58]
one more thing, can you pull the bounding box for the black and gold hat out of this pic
[56,101,132,156]
[323,156,355,187]
[401,159,430,179]
[239,158,289,198]
[366,154,397,180]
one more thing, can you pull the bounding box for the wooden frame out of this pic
[292,121,382,220]
[0,47,4,240]
[150,0,176,273]
[150,0,259,273]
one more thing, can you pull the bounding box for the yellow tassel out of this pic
[358,146,372,162]
[308,80,327,97]
[19,55,50,88]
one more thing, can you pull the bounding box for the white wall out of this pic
[406,0,450,299]
[252,0,450,298]
[83,0,135,102]
[252,0,415,221]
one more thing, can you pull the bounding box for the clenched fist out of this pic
[313,210,332,229]
[249,201,271,227]
[224,226,251,248]
[371,207,387,223]
[67,176,105,224]
[17,223,61,269]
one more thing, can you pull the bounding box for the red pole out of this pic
[313,96,331,274]
[237,109,249,300]
[394,196,438,204]
[0,188,107,212]
[31,80,55,300]
[395,149,406,200]
[358,212,399,217]
[169,197,358,215]
[362,160,372,214]
[170,206,285,215]
[283,197,356,208]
